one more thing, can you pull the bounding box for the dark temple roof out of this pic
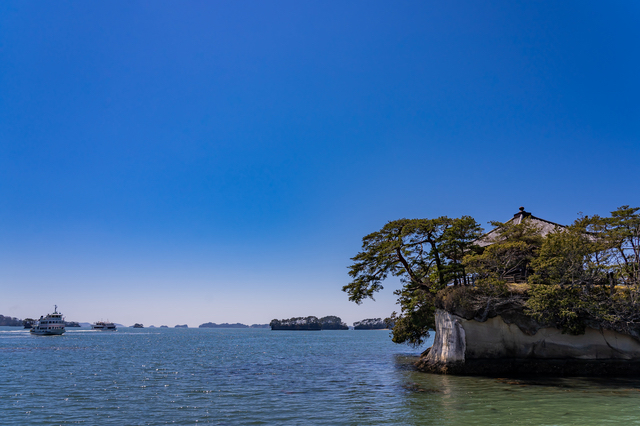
[476,207,566,247]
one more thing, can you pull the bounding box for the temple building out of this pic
[474,207,566,283]
[477,206,565,247]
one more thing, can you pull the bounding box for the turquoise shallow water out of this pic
[1,327,640,425]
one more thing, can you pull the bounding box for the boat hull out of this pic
[30,328,65,336]
[91,323,117,331]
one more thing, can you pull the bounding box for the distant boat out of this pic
[92,321,117,331]
[30,306,65,336]
[132,323,144,328]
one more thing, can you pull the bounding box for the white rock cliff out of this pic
[419,309,640,375]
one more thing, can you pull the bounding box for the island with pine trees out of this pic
[344,206,640,376]
[270,316,348,330]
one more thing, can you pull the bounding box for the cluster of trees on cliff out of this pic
[270,316,348,330]
[343,206,640,346]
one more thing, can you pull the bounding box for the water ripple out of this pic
[1,327,640,425]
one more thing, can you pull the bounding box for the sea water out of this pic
[1,327,640,425]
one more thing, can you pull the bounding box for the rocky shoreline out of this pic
[416,308,640,377]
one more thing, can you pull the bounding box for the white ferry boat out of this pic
[30,306,65,336]
[91,321,117,331]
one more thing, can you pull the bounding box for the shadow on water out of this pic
[492,376,640,390]
[391,353,640,426]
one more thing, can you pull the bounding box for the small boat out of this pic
[132,323,144,328]
[30,306,65,336]
[91,321,117,331]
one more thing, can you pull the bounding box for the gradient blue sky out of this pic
[1,1,639,327]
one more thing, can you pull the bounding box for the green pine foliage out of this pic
[343,216,483,347]
[526,206,640,335]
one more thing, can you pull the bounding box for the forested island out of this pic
[353,318,390,330]
[344,206,640,376]
[0,315,22,326]
[270,316,348,330]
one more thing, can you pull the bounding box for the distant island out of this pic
[270,316,348,330]
[353,318,390,330]
[0,315,22,326]
[317,316,349,330]
[175,324,188,328]
[200,322,247,328]
[199,322,269,328]
[2,316,89,328]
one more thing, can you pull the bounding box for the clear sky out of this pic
[1,1,639,327]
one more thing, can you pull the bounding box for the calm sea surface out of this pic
[2,327,640,425]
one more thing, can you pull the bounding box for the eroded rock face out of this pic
[427,309,466,362]
[417,309,640,376]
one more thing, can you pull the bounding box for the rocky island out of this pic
[0,315,22,326]
[353,318,389,330]
[344,206,640,376]
[270,316,348,330]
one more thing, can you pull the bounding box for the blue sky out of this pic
[1,1,639,327]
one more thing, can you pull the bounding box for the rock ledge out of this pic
[417,309,640,376]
